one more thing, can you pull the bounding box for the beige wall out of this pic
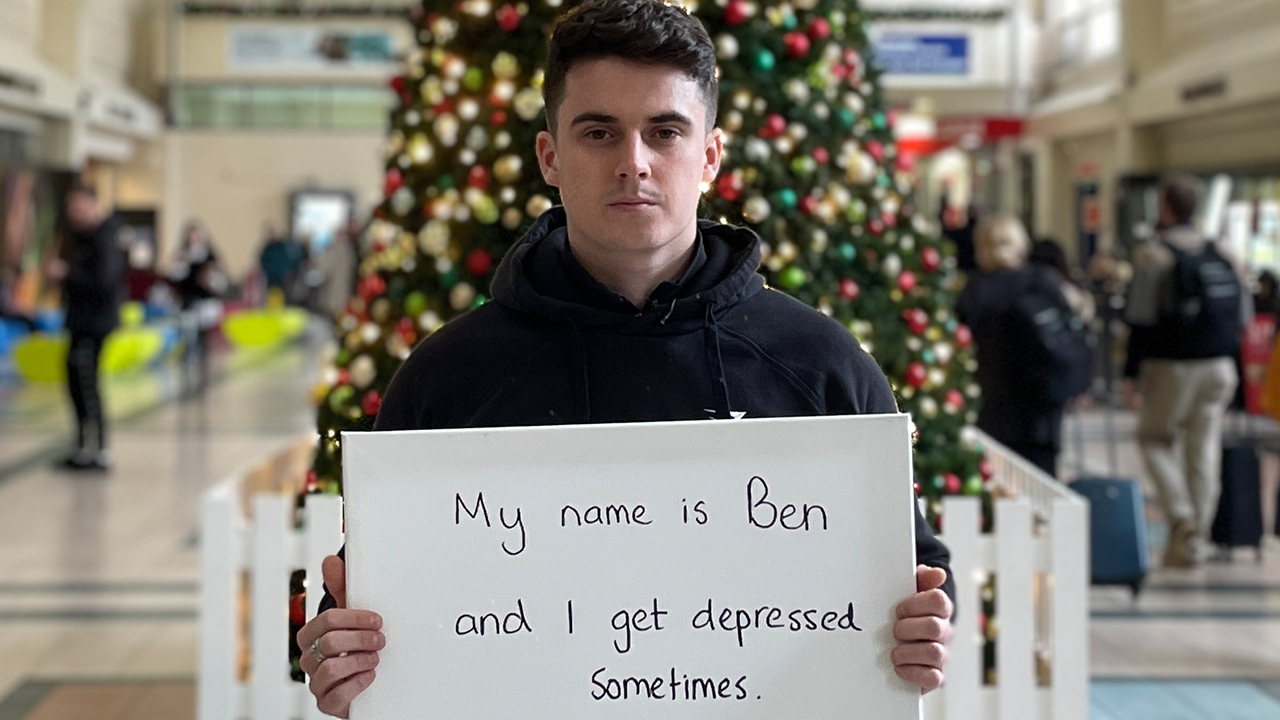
[166,131,385,278]
[0,0,41,48]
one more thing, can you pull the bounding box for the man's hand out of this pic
[296,555,385,719]
[892,565,954,694]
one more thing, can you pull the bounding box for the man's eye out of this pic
[656,129,680,140]
[585,129,610,140]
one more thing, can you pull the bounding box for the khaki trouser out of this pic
[1136,358,1239,538]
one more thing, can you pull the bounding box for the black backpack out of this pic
[1013,270,1093,407]
[1163,241,1242,359]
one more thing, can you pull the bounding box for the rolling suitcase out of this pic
[1068,407,1149,597]
[1210,416,1264,561]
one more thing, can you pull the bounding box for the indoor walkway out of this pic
[1,357,1279,718]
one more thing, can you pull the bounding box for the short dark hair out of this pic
[544,0,718,135]
[1159,174,1200,225]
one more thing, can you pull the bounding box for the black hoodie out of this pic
[62,215,124,338]
[327,209,954,610]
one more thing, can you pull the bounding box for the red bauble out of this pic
[491,111,508,126]
[289,593,306,626]
[866,141,885,161]
[304,469,319,492]
[716,174,744,202]
[465,248,494,277]
[980,458,995,480]
[467,165,490,189]
[812,147,830,164]
[897,150,917,172]
[725,0,750,26]
[496,3,521,32]
[883,211,898,228]
[398,316,415,334]
[898,271,917,293]
[390,76,407,96]
[830,63,849,81]
[956,324,974,349]
[361,390,383,417]
[944,473,962,494]
[337,368,350,386]
[799,195,818,215]
[906,362,928,388]
[383,168,403,196]
[760,114,787,139]
[922,246,942,272]
[905,308,928,335]
[808,17,832,41]
[913,481,921,497]
[784,32,811,59]
[945,389,965,410]
[869,219,885,236]
[359,274,387,300]
[839,278,860,301]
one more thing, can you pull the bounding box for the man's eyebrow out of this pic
[649,112,694,126]
[569,112,618,127]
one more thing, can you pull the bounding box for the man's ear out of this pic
[536,131,561,188]
[702,127,724,184]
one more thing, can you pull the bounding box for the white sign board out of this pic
[343,414,920,719]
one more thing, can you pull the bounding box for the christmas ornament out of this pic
[466,248,494,277]
[383,168,404,195]
[956,324,974,349]
[496,3,521,32]
[527,194,553,217]
[743,196,772,223]
[716,173,744,202]
[362,390,383,417]
[784,32,811,59]
[922,246,942,272]
[760,114,786,139]
[898,271,917,293]
[467,165,490,189]
[944,473,962,494]
[450,282,477,310]
[716,34,739,60]
[838,278,859,301]
[906,362,927,388]
[725,0,750,27]
[808,17,831,41]
[350,355,377,389]
[494,154,523,183]
[779,266,806,290]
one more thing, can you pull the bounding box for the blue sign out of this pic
[872,33,970,76]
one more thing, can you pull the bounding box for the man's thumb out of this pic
[323,555,347,608]
[917,564,947,592]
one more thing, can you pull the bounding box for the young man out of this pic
[47,184,123,471]
[1124,175,1249,568]
[298,2,953,715]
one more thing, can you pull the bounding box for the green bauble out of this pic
[463,67,484,92]
[328,385,355,414]
[438,174,455,190]
[774,188,798,210]
[404,291,428,317]
[963,475,984,496]
[838,242,856,262]
[755,48,776,72]
[779,266,806,290]
[838,108,856,128]
[440,267,461,289]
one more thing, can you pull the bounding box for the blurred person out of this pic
[1254,270,1280,319]
[1030,238,1096,323]
[316,217,361,319]
[295,2,954,715]
[46,183,123,471]
[957,215,1090,477]
[259,222,301,297]
[1123,175,1250,568]
[941,199,979,273]
[170,221,228,393]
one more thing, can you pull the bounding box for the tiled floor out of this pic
[3,347,1280,718]
[0,332,323,719]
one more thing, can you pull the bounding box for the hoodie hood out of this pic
[491,206,766,334]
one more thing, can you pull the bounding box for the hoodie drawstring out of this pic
[705,303,735,419]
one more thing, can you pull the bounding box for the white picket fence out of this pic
[199,430,1088,720]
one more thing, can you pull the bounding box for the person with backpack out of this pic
[1123,174,1251,568]
[958,215,1092,478]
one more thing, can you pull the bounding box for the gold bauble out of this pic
[450,282,476,311]
[526,194,553,217]
[494,154,523,184]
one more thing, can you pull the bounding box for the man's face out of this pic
[66,192,100,231]
[536,57,722,258]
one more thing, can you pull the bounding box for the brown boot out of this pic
[1163,519,1199,569]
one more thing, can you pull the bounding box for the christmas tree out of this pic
[306,0,986,516]
[292,0,993,683]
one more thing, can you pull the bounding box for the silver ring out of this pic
[310,637,326,664]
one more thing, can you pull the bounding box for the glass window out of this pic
[329,86,395,130]
[247,86,324,128]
